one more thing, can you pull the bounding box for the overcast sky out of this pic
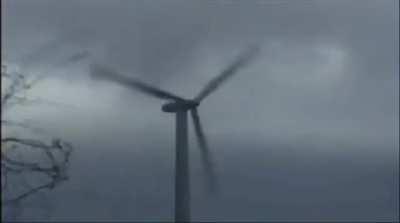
[2,0,399,221]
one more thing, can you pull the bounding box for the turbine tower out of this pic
[90,46,259,222]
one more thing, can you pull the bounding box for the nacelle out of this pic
[162,100,199,113]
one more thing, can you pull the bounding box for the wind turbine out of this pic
[89,46,259,222]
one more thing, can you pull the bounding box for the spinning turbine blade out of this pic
[90,64,184,101]
[194,45,260,102]
[19,29,93,68]
[64,50,91,64]
[190,108,218,194]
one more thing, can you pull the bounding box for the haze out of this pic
[2,0,398,221]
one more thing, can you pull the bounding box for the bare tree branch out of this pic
[1,64,74,213]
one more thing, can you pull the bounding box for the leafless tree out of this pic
[1,64,73,220]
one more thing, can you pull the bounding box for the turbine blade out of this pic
[190,108,218,194]
[19,29,93,68]
[90,63,184,101]
[194,45,260,102]
[65,50,91,64]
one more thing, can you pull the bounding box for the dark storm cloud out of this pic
[3,0,396,79]
[2,0,398,221]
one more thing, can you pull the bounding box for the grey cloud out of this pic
[4,0,396,79]
[2,0,398,221]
